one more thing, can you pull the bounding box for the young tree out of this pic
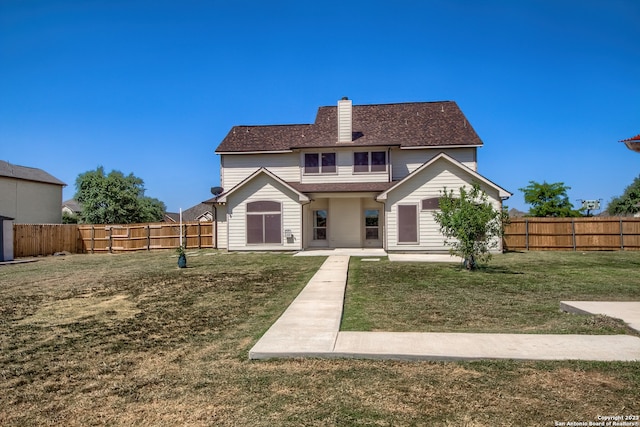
[433,183,507,270]
[519,181,582,217]
[607,175,640,216]
[75,166,166,224]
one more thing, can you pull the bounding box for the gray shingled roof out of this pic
[182,203,213,221]
[216,101,482,153]
[62,199,82,213]
[0,160,66,186]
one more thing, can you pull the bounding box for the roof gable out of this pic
[216,101,482,153]
[376,152,511,200]
[0,160,66,186]
[215,168,310,204]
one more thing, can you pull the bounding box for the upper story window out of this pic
[354,151,387,173]
[304,153,336,174]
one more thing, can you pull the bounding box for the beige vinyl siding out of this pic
[391,147,477,181]
[300,148,390,184]
[0,177,63,224]
[328,198,362,247]
[225,173,302,251]
[221,153,299,189]
[215,205,228,249]
[303,197,383,249]
[304,199,329,247]
[385,157,502,252]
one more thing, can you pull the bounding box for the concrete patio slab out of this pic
[294,248,387,257]
[561,301,640,333]
[388,253,464,263]
[333,331,640,362]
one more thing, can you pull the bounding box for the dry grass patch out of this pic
[18,294,139,326]
[1,250,639,426]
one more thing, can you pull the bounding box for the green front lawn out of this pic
[343,251,640,335]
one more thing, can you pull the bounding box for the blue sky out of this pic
[1,0,638,213]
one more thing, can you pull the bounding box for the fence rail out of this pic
[13,222,215,257]
[503,217,640,251]
[12,217,640,257]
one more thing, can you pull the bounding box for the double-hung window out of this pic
[304,153,336,174]
[354,151,387,173]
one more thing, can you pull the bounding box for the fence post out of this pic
[147,225,151,251]
[525,219,529,250]
[198,222,202,249]
[108,226,112,254]
[620,218,624,250]
[90,225,95,254]
[571,219,576,251]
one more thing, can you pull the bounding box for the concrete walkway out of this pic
[249,256,640,362]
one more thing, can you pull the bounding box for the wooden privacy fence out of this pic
[14,222,215,257]
[13,224,84,258]
[503,217,640,251]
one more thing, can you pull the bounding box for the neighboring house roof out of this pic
[62,199,82,214]
[164,212,180,222]
[376,152,512,201]
[216,101,482,153]
[0,215,14,221]
[215,168,310,204]
[182,203,213,222]
[508,208,526,218]
[0,160,66,186]
[165,204,213,222]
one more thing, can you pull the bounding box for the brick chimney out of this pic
[337,97,352,143]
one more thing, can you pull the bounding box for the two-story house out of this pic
[211,98,511,252]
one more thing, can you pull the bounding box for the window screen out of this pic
[398,205,418,244]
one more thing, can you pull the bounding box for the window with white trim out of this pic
[313,210,327,240]
[364,209,380,240]
[421,197,459,211]
[354,151,387,173]
[421,197,441,210]
[246,201,282,244]
[304,153,336,174]
[397,204,418,244]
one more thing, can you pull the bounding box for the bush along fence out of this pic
[503,217,640,251]
[13,222,215,257]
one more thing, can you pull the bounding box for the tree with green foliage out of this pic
[433,183,507,270]
[607,175,640,216]
[519,181,582,217]
[74,166,166,224]
[62,211,79,224]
